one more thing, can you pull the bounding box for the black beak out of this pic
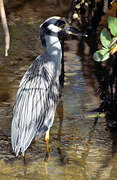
[65,26,88,37]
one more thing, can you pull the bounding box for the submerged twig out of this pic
[0,0,10,56]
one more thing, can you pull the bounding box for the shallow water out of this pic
[0,1,117,180]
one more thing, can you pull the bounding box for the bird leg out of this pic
[45,130,50,158]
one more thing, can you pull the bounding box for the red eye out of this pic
[60,24,65,29]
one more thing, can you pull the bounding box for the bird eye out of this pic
[60,24,65,29]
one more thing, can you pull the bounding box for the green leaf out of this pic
[75,4,81,9]
[85,113,105,118]
[85,2,88,6]
[93,49,110,62]
[108,16,117,36]
[100,28,111,48]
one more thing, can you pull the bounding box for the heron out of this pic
[11,16,86,157]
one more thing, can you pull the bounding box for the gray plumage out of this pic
[11,16,85,156]
[11,17,63,156]
[11,55,60,156]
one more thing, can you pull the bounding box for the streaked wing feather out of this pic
[11,55,59,156]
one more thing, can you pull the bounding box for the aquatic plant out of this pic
[93,16,117,62]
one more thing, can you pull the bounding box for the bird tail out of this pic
[11,120,36,156]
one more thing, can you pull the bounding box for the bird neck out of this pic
[44,35,62,82]
[45,35,62,56]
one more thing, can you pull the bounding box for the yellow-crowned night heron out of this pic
[11,16,86,156]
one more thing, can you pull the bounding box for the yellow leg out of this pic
[44,130,50,161]
[45,130,50,154]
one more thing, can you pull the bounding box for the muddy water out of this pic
[0,1,117,180]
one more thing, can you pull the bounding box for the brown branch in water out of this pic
[0,0,10,56]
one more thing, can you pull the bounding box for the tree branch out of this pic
[0,0,10,56]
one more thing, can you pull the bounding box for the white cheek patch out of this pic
[40,16,61,28]
[48,24,61,33]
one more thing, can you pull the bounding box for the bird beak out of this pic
[64,25,88,37]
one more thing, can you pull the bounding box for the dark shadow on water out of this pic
[77,25,117,127]
[67,0,117,128]
[56,99,68,164]
[56,99,64,142]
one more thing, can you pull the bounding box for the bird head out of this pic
[40,16,87,47]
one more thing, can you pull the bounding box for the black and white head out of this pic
[40,16,87,48]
